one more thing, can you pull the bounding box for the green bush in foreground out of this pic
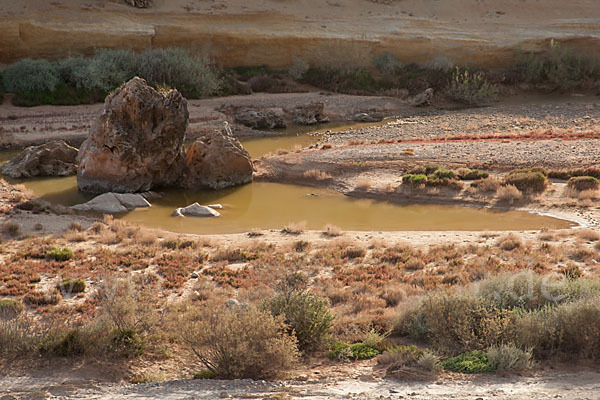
[505,169,548,193]
[440,350,494,373]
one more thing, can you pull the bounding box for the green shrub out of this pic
[431,168,455,180]
[3,59,59,94]
[329,341,381,361]
[182,304,299,379]
[58,278,86,294]
[487,344,533,371]
[567,176,599,192]
[402,174,427,185]
[505,169,547,192]
[46,247,73,262]
[570,166,600,179]
[0,299,24,319]
[194,369,216,379]
[409,164,439,175]
[456,168,489,180]
[445,67,498,105]
[39,329,85,356]
[440,350,495,373]
[265,290,334,352]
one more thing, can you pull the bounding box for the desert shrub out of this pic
[445,67,498,105]
[281,221,306,235]
[88,48,138,92]
[330,331,387,361]
[39,329,86,356]
[323,224,343,237]
[288,56,309,80]
[194,369,216,379]
[303,169,333,181]
[136,48,220,98]
[0,314,38,354]
[265,290,334,352]
[46,247,73,262]
[0,299,24,319]
[567,176,599,192]
[471,177,501,193]
[58,278,86,294]
[496,184,522,203]
[23,290,62,306]
[416,351,441,371]
[3,59,59,94]
[402,174,427,185]
[570,166,600,179]
[409,164,439,175]
[182,304,298,379]
[342,247,366,259]
[1,221,20,237]
[514,42,599,89]
[431,168,455,180]
[373,52,402,74]
[456,168,489,180]
[505,169,547,192]
[303,66,379,94]
[377,344,424,366]
[496,233,522,251]
[487,344,533,371]
[440,350,494,373]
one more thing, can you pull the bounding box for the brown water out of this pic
[0,133,576,234]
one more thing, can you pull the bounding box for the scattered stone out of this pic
[77,77,188,194]
[176,203,220,217]
[72,193,151,213]
[293,102,329,125]
[181,126,253,190]
[1,140,78,178]
[234,107,287,129]
[410,88,434,107]
[125,0,152,8]
[351,110,384,122]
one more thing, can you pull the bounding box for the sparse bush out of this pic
[46,247,73,262]
[487,344,533,371]
[323,224,343,237]
[456,168,489,180]
[497,233,522,251]
[58,278,86,294]
[432,168,455,180]
[0,299,24,319]
[265,290,334,352]
[373,52,402,74]
[182,304,298,379]
[23,290,62,306]
[282,221,306,235]
[402,174,427,186]
[446,67,498,106]
[342,246,366,259]
[2,221,20,237]
[303,169,332,181]
[471,177,501,194]
[505,169,547,193]
[567,176,599,192]
[496,184,522,203]
[288,57,309,80]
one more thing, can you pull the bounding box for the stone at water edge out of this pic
[410,88,434,107]
[77,77,188,194]
[293,102,329,125]
[234,107,287,129]
[71,193,151,214]
[176,203,220,217]
[1,140,78,179]
[180,126,253,190]
[208,204,223,209]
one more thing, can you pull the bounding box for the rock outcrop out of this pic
[173,202,220,217]
[180,126,253,190]
[72,192,151,213]
[293,102,329,125]
[410,88,434,107]
[234,107,287,129]
[125,0,152,8]
[77,77,188,194]
[1,140,78,179]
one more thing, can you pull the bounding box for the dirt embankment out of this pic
[1,0,600,68]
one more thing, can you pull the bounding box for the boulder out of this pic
[77,77,188,194]
[410,88,434,107]
[1,140,78,179]
[234,107,287,129]
[180,126,253,190]
[174,202,220,217]
[72,192,150,213]
[293,102,329,125]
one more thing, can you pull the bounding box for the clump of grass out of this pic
[46,247,73,262]
[2,221,20,237]
[577,229,600,242]
[355,177,372,190]
[23,290,62,306]
[323,224,343,237]
[497,233,522,251]
[281,221,307,235]
[505,169,548,193]
[303,169,332,181]
[470,177,501,194]
[0,299,24,319]
[456,168,489,181]
[487,344,533,371]
[496,184,522,203]
[567,176,599,192]
[58,278,86,294]
[342,247,366,259]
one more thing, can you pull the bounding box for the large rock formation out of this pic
[1,140,78,179]
[180,126,253,190]
[234,107,287,129]
[77,77,188,193]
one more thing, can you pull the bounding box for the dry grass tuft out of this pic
[282,221,307,235]
[303,169,333,181]
[577,229,600,242]
[355,177,372,191]
[497,233,522,251]
[323,224,343,237]
[496,185,522,204]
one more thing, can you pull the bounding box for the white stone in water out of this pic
[172,208,184,217]
[208,204,223,209]
[72,193,150,214]
[178,202,220,217]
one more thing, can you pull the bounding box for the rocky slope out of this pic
[1,0,599,68]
